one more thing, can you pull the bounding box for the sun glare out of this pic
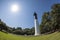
[11,4,19,13]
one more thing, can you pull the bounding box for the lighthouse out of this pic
[34,12,40,36]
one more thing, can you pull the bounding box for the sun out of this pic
[10,4,19,13]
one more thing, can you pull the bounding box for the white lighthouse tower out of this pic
[34,12,40,36]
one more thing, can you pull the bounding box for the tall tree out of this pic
[0,19,8,31]
[40,12,51,33]
[51,4,60,31]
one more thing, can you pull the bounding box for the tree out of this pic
[16,27,22,30]
[12,27,23,35]
[0,19,8,31]
[51,4,60,31]
[12,27,16,31]
[30,27,35,35]
[23,28,31,35]
[40,4,60,34]
[40,12,51,33]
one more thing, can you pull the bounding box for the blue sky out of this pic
[0,0,60,28]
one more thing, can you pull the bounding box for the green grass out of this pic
[0,31,60,40]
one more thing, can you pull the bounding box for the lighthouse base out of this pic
[35,33,40,36]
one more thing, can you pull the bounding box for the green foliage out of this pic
[0,19,8,31]
[12,27,35,35]
[40,4,60,33]
[51,4,60,31]
[40,12,51,33]
[0,19,35,35]
[23,27,35,35]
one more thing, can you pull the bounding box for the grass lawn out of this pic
[0,31,60,40]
